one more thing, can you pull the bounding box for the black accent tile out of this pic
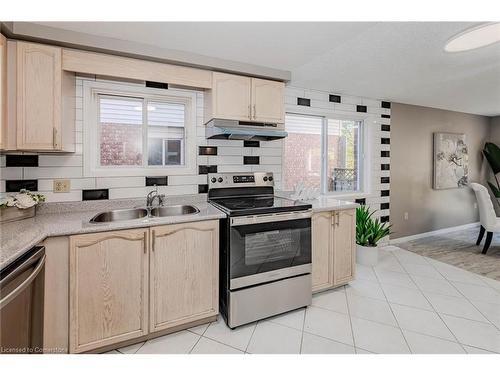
[356,105,367,113]
[381,138,390,145]
[6,155,39,167]
[146,81,168,89]
[6,180,38,192]
[146,176,168,186]
[297,97,311,106]
[381,164,390,171]
[381,114,391,119]
[381,177,390,184]
[381,124,391,132]
[199,146,217,156]
[381,190,390,197]
[381,101,391,109]
[380,215,390,223]
[198,184,208,194]
[355,198,366,205]
[381,203,390,210]
[244,156,260,165]
[329,94,341,103]
[244,140,260,148]
[381,151,390,158]
[198,165,218,175]
[82,189,109,201]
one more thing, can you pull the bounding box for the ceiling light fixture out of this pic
[445,23,500,52]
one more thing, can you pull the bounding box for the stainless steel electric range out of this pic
[208,172,313,328]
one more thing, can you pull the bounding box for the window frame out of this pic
[283,112,369,197]
[83,80,197,177]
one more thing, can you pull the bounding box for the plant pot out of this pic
[0,205,36,223]
[356,244,379,266]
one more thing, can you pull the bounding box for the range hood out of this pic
[205,119,287,141]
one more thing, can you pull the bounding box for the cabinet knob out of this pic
[211,177,217,183]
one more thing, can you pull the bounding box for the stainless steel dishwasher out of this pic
[0,246,45,354]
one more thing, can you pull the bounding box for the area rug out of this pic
[395,227,500,281]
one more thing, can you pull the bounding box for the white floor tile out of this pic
[187,322,210,336]
[375,269,419,289]
[393,251,430,266]
[382,284,433,310]
[351,317,410,354]
[424,292,489,323]
[410,275,462,297]
[402,263,445,280]
[346,293,398,326]
[116,341,145,354]
[451,281,500,305]
[355,264,378,281]
[203,318,256,351]
[440,314,500,353]
[469,300,500,329]
[480,276,500,292]
[462,345,497,354]
[312,289,348,314]
[266,308,305,331]
[303,306,353,346]
[373,257,407,273]
[103,350,121,354]
[434,264,487,286]
[247,321,302,354]
[301,332,355,354]
[345,279,386,301]
[136,330,200,354]
[403,331,465,354]
[355,347,376,354]
[191,337,243,354]
[390,303,455,341]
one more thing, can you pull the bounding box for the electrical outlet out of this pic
[54,179,70,193]
[404,212,409,220]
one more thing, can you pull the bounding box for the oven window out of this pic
[230,218,311,280]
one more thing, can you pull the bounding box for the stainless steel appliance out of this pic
[0,246,45,354]
[205,119,288,141]
[208,172,312,328]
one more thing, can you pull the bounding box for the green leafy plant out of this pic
[356,205,392,247]
[483,142,500,198]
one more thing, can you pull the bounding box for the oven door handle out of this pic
[0,252,46,310]
[230,210,312,226]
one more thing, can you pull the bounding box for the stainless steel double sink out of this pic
[89,205,200,223]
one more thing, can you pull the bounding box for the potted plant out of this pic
[356,205,391,266]
[0,189,46,223]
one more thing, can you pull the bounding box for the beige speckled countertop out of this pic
[0,195,225,269]
[275,191,359,213]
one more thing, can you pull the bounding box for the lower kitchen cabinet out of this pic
[150,220,219,332]
[69,229,149,353]
[311,209,356,293]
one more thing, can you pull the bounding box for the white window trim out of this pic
[283,112,371,197]
[83,80,197,177]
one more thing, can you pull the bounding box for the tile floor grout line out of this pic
[343,285,357,353]
[243,320,259,354]
[201,320,255,353]
[188,330,204,354]
[299,306,307,354]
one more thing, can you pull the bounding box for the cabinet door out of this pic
[150,220,218,332]
[333,209,356,286]
[212,72,251,121]
[251,78,284,124]
[69,229,149,353]
[312,212,334,293]
[0,34,6,149]
[17,42,62,150]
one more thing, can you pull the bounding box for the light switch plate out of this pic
[54,179,70,193]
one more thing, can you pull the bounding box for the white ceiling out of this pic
[35,22,500,116]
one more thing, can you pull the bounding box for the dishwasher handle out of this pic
[0,249,46,310]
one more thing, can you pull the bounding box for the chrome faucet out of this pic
[146,185,165,208]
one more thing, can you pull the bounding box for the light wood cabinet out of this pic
[311,209,356,293]
[16,41,75,151]
[150,220,219,332]
[69,229,149,353]
[205,72,284,125]
[0,34,6,150]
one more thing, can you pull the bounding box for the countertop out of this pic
[0,195,225,270]
[275,191,359,213]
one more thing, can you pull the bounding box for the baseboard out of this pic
[389,222,480,244]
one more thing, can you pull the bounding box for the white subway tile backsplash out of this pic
[24,167,83,179]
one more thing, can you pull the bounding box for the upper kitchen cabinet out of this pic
[0,34,7,150]
[16,42,75,152]
[205,72,285,125]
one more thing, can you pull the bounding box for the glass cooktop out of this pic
[209,195,312,216]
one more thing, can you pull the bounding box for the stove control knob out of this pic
[218,177,223,183]
[263,176,268,182]
[211,177,217,183]
[268,176,273,182]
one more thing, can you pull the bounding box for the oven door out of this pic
[229,210,312,290]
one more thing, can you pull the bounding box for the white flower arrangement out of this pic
[0,189,46,210]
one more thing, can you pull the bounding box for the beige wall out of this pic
[490,116,500,144]
[391,103,490,239]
